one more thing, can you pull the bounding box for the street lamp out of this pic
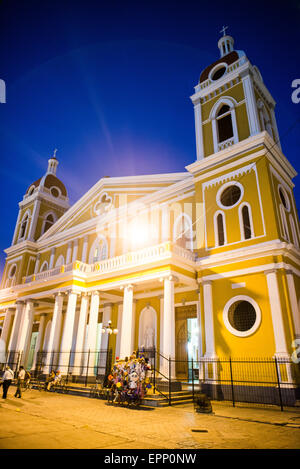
[101,320,118,386]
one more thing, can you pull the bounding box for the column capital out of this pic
[91,290,100,297]
[264,268,278,276]
[39,312,48,318]
[202,279,212,286]
[15,300,25,305]
[54,291,65,298]
[120,284,134,292]
[103,302,113,308]
[285,269,293,276]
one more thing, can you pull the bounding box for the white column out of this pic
[66,242,72,264]
[203,280,218,381]
[43,293,64,372]
[265,269,289,357]
[72,239,79,262]
[81,236,88,263]
[73,293,90,374]
[159,295,164,371]
[161,276,176,378]
[58,291,78,373]
[8,301,25,351]
[119,285,134,359]
[34,254,41,274]
[1,308,14,351]
[203,280,217,358]
[49,247,55,269]
[193,98,204,160]
[15,300,35,366]
[86,291,100,374]
[115,303,123,359]
[285,270,300,339]
[31,313,47,370]
[241,71,260,136]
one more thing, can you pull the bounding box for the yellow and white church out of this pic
[0,33,299,385]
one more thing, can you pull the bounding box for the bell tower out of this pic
[191,29,281,161]
[12,150,69,245]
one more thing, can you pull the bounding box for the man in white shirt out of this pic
[14,366,26,398]
[1,365,14,399]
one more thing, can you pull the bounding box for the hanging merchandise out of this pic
[106,352,152,406]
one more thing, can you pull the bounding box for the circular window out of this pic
[278,186,290,211]
[212,66,226,81]
[223,296,261,337]
[217,182,243,209]
[209,63,227,82]
[50,187,59,198]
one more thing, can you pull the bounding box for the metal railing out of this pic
[136,349,300,411]
[2,349,299,411]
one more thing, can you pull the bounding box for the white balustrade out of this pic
[22,242,196,284]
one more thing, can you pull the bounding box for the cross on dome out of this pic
[220,25,228,37]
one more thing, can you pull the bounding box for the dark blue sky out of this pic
[0,0,299,272]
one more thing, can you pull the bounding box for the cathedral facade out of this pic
[0,34,299,384]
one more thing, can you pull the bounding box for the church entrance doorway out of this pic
[175,304,199,380]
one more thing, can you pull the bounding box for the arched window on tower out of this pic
[239,204,253,240]
[214,211,226,247]
[210,98,239,153]
[19,213,29,240]
[43,213,55,234]
[217,105,234,143]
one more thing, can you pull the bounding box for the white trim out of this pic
[209,97,239,153]
[88,235,108,264]
[41,211,57,236]
[278,184,291,212]
[223,295,261,337]
[279,204,290,242]
[55,255,65,267]
[289,215,299,248]
[40,261,49,273]
[208,62,228,82]
[18,209,31,241]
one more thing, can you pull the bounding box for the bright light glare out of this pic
[128,220,150,248]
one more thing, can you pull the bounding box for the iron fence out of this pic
[137,349,300,410]
[1,348,300,410]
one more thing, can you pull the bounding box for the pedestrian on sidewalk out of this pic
[14,366,26,398]
[1,365,14,399]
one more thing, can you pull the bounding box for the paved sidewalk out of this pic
[0,389,299,449]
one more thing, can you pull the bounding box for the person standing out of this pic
[14,366,25,398]
[1,366,14,399]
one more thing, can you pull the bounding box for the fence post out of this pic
[169,356,171,406]
[85,350,90,388]
[153,347,156,394]
[192,358,194,402]
[229,357,235,407]
[274,357,284,411]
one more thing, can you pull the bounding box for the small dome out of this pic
[199,51,239,83]
[26,174,67,197]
